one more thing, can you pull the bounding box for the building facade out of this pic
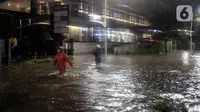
[0,0,150,43]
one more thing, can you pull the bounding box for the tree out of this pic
[23,23,52,54]
[193,18,200,38]
[24,24,51,41]
[150,6,184,52]
[0,13,15,39]
[0,13,15,65]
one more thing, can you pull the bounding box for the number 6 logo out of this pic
[176,5,193,22]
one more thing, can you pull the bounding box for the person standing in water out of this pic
[54,46,73,76]
[93,45,102,65]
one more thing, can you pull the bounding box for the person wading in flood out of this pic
[54,46,73,76]
[93,45,102,65]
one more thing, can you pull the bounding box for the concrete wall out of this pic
[73,42,122,54]
[114,43,138,54]
[74,42,98,54]
[0,39,5,67]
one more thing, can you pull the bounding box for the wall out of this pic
[0,39,5,67]
[74,42,97,54]
[73,42,122,54]
[114,44,138,54]
[69,26,82,41]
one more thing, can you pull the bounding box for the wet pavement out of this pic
[2,51,200,111]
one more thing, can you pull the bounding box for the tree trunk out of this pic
[164,40,168,52]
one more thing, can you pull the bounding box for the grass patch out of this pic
[24,58,53,65]
[152,99,187,112]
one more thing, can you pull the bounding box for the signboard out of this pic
[176,5,193,22]
[53,5,69,33]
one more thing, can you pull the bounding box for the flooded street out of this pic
[2,51,200,111]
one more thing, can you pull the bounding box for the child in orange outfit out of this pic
[53,46,73,76]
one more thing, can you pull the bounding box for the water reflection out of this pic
[5,51,200,111]
[182,51,189,65]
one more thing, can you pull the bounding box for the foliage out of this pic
[24,24,51,41]
[193,18,200,41]
[0,13,15,39]
[152,33,165,41]
[152,99,187,112]
[24,58,52,65]
[152,31,180,41]
[137,42,163,53]
[150,5,184,39]
[150,7,181,31]
[149,6,185,52]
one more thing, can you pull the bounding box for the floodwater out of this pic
[2,51,200,111]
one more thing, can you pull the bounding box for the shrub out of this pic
[152,99,187,112]
[24,58,52,65]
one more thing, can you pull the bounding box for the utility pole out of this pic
[104,0,107,57]
[190,20,193,50]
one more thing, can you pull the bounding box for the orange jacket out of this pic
[53,52,73,69]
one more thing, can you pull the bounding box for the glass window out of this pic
[129,15,132,21]
[109,10,113,17]
[118,13,121,18]
[124,15,128,20]
[114,12,118,18]
[132,16,136,22]
[83,4,88,11]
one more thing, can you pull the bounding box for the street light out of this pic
[104,0,107,57]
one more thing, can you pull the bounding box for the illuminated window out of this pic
[114,12,118,18]
[118,13,121,18]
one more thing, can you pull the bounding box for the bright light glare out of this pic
[67,25,81,29]
[61,2,65,5]
[90,20,104,25]
[182,51,189,65]
[79,10,149,26]
[40,1,44,3]
[196,18,200,23]
[8,3,10,6]
[197,6,200,16]
[177,29,194,33]
[89,13,101,21]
